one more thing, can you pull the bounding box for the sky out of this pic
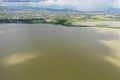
[0,0,120,11]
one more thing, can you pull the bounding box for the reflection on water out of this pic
[0,31,4,34]
[97,28,120,68]
[100,40,120,67]
[0,24,120,80]
[1,52,42,66]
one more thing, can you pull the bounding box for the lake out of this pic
[0,24,120,80]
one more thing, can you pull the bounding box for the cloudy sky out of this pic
[0,0,120,11]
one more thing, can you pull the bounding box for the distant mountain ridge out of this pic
[0,5,120,12]
[0,5,74,10]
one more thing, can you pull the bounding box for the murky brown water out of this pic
[0,24,120,80]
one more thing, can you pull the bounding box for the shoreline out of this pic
[0,23,120,29]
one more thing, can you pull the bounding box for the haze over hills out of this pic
[0,5,120,12]
[0,0,120,11]
[1,5,73,10]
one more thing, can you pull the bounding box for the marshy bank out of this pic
[72,21,120,29]
[0,19,120,29]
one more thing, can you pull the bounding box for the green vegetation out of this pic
[96,23,109,27]
[51,18,72,26]
[31,20,47,24]
[63,21,72,26]
[0,7,120,22]
[0,7,120,29]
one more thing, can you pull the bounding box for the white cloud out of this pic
[0,0,120,11]
[112,0,120,8]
